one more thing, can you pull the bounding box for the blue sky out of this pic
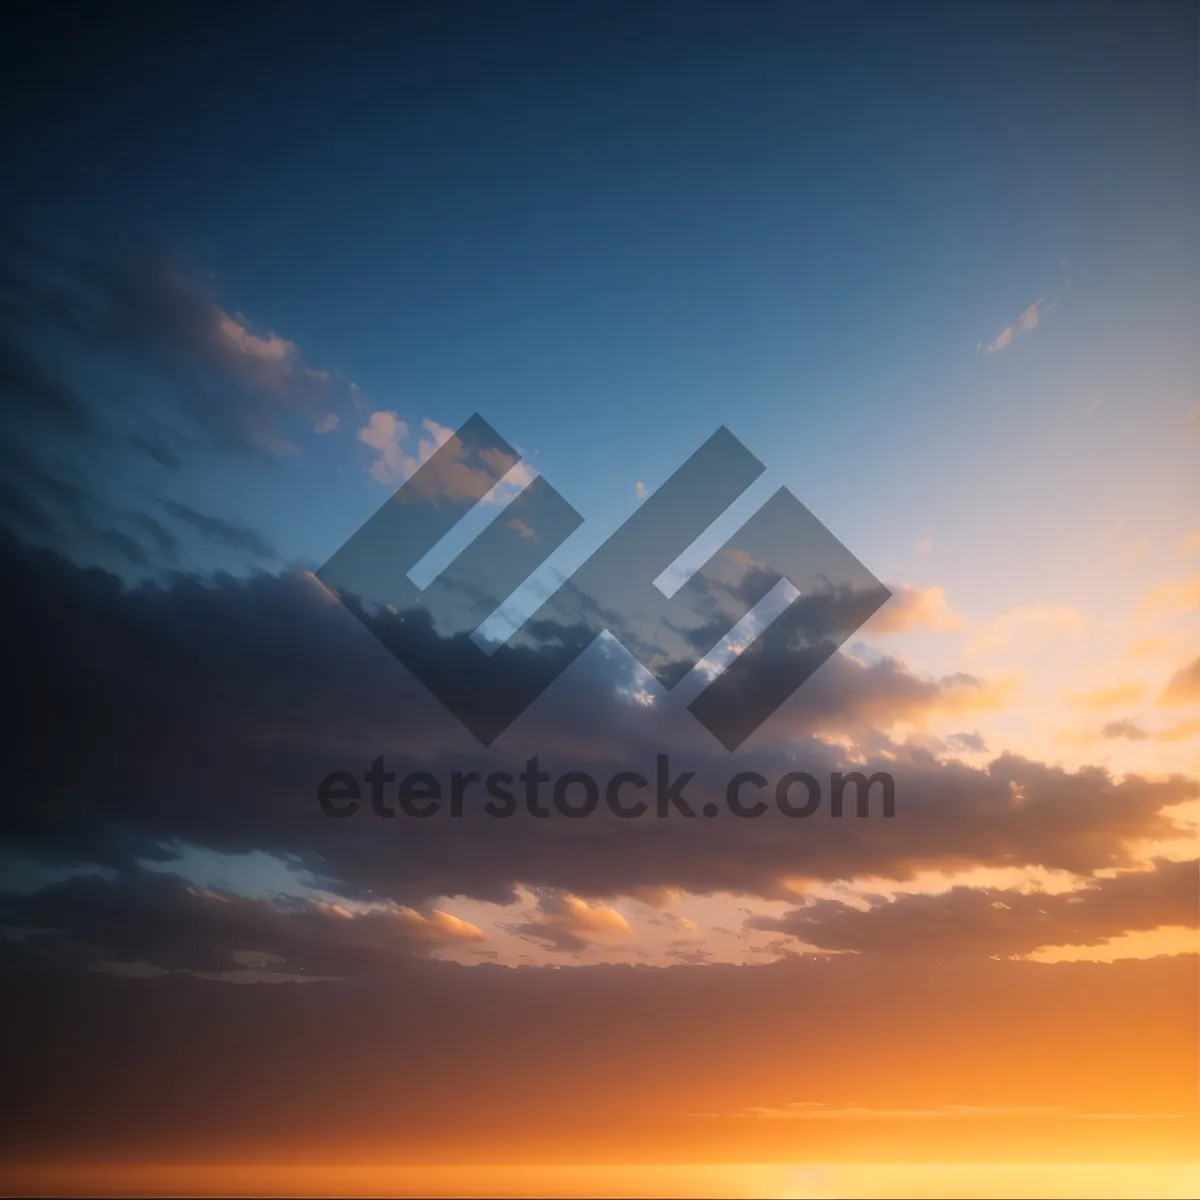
[0,2,1194,793]
[3,2,1193,610]
[1,5,1198,1178]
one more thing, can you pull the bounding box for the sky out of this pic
[0,2,1197,1197]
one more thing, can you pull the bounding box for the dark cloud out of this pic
[0,868,480,979]
[95,526,153,568]
[129,511,180,562]
[0,443,97,533]
[748,857,1199,958]
[160,499,277,560]
[1101,718,1149,741]
[947,730,987,753]
[0,227,346,575]
[1,531,1194,920]
[0,443,179,568]
[0,225,337,463]
[0,336,97,433]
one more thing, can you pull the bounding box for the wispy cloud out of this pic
[699,1101,1183,1121]
[212,311,294,364]
[1140,575,1200,617]
[1107,520,1150,566]
[979,294,1060,355]
[1127,636,1168,660]
[160,499,277,560]
[1067,682,1147,710]
[966,603,1085,655]
[1102,717,1200,743]
[0,229,349,466]
[1160,655,1200,707]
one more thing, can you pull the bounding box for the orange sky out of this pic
[0,3,1197,1198]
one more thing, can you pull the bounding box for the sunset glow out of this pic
[0,1,1195,1197]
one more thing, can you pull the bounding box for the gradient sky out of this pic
[0,2,1196,1196]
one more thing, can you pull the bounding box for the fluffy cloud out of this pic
[359,410,535,499]
[864,584,963,634]
[1,532,1194,934]
[510,892,634,952]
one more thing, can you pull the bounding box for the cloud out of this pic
[213,312,295,364]
[1139,575,1200,617]
[1160,655,1200,706]
[0,228,340,461]
[1016,299,1044,332]
[946,730,988,753]
[916,536,933,554]
[1128,636,1168,660]
[864,585,963,634]
[1106,521,1150,566]
[2,532,1192,919]
[980,296,1055,355]
[1082,716,1200,745]
[1067,682,1147,710]
[160,499,277,560]
[0,443,187,569]
[511,892,634,953]
[635,481,647,500]
[0,869,485,980]
[1100,719,1148,741]
[359,412,535,500]
[415,908,487,942]
[714,1102,1156,1121]
[359,411,410,484]
[504,517,538,541]
[966,604,1085,656]
[983,325,1014,355]
[747,857,1198,959]
[314,412,339,435]
[129,513,180,562]
[1157,719,1200,742]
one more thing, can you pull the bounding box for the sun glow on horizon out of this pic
[5,1161,1199,1199]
